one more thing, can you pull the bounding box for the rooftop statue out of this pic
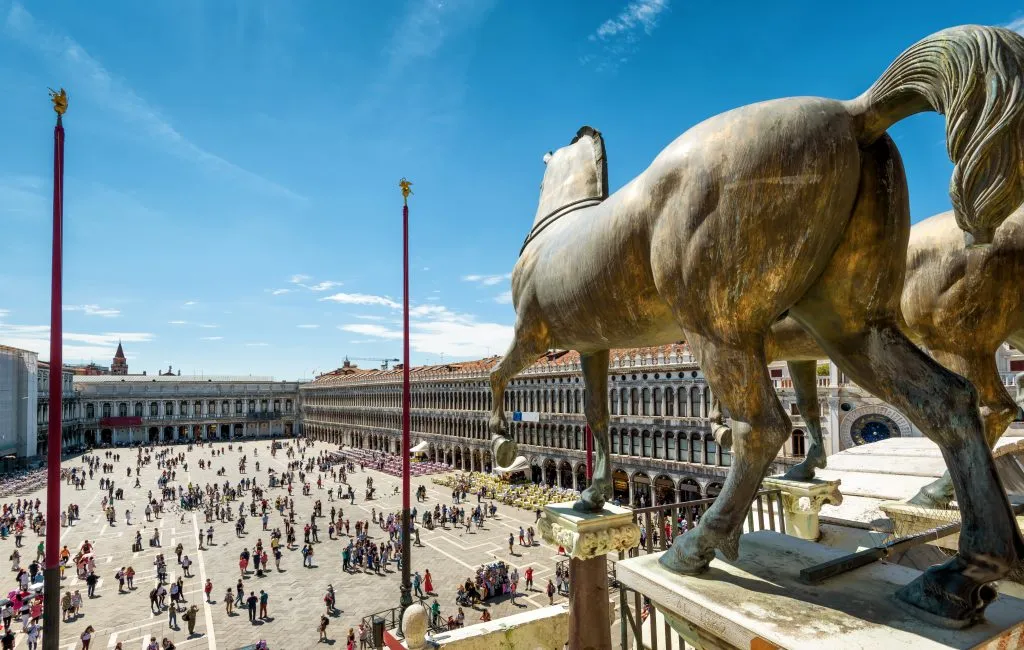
[488,25,1024,628]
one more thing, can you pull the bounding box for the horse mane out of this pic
[571,126,609,199]
[863,25,1024,244]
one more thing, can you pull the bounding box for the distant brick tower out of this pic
[111,341,128,375]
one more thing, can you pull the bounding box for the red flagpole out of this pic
[44,88,68,650]
[398,178,413,624]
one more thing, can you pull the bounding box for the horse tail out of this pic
[847,25,1024,245]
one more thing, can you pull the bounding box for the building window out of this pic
[611,430,619,454]
[118,403,128,417]
[653,432,664,458]
[630,388,639,416]
[653,388,661,416]
[134,403,143,417]
[641,388,650,416]
[86,404,95,419]
[642,431,652,458]
[102,403,112,418]
[610,390,619,415]
[792,429,806,456]
[704,433,717,465]
[790,403,799,416]
[665,388,674,416]
[150,403,158,417]
[690,433,702,463]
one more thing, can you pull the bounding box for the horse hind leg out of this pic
[783,359,828,481]
[660,332,790,574]
[488,320,547,468]
[574,350,610,512]
[909,348,1020,508]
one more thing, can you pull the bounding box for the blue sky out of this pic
[1,0,1021,380]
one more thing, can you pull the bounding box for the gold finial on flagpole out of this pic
[48,88,68,116]
[399,178,413,205]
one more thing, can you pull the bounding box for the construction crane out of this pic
[346,356,401,370]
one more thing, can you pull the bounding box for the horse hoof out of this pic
[492,436,517,469]
[894,563,996,629]
[908,479,954,510]
[783,462,816,481]
[572,488,605,513]
[659,533,714,575]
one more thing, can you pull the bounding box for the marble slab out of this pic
[614,531,1024,650]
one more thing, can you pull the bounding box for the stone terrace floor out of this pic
[0,440,569,650]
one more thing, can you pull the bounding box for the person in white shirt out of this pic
[25,622,40,650]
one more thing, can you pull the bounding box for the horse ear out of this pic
[543,151,553,165]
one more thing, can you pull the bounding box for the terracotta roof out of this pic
[307,343,690,386]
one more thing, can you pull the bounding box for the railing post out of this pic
[761,478,842,541]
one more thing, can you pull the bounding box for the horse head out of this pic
[532,126,608,232]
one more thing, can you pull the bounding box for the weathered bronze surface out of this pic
[767,206,1024,501]
[488,25,1024,627]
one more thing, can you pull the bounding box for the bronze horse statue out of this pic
[767,206,1024,509]
[487,25,1024,626]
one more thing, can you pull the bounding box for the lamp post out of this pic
[398,178,414,628]
[44,87,68,650]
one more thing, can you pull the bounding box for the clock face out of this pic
[851,414,898,445]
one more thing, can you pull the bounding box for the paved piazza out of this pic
[1,440,569,649]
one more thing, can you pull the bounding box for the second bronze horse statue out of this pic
[488,25,1024,627]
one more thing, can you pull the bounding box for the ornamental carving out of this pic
[538,518,640,561]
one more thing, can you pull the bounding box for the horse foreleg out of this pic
[660,332,790,574]
[909,348,1019,508]
[575,350,610,513]
[488,326,546,468]
[782,360,827,480]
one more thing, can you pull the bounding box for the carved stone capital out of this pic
[539,502,640,560]
[762,476,842,541]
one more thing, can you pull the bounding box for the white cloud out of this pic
[2,4,305,203]
[245,342,270,347]
[339,303,511,358]
[353,314,387,322]
[585,0,669,71]
[462,273,511,287]
[289,274,311,284]
[168,320,188,325]
[198,324,218,329]
[63,304,121,317]
[1007,17,1024,35]
[183,301,196,307]
[0,319,153,362]
[494,290,513,304]
[321,293,399,308]
[269,289,291,296]
[307,281,342,292]
[200,336,223,341]
[297,324,319,329]
[423,267,430,271]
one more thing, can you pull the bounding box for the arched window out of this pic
[86,404,95,419]
[641,388,650,416]
[611,429,619,454]
[632,430,642,456]
[653,431,664,458]
[102,403,112,418]
[792,429,806,457]
[134,403,143,417]
[620,388,628,415]
[678,389,687,417]
[703,387,711,419]
[610,389,619,415]
[574,390,581,414]
[653,388,661,416]
[118,403,128,417]
[642,431,652,458]
[677,433,688,462]
[149,402,158,417]
[666,432,676,459]
[690,387,701,418]
[665,388,674,416]
[630,388,639,416]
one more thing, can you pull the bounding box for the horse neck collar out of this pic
[520,196,604,256]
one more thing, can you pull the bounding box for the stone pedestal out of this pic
[762,476,842,541]
[539,502,640,650]
[614,531,1024,650]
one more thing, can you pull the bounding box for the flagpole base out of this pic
[43,565,60,650]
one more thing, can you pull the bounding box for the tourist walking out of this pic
[319,614,330,642]
[424,569,434,595]
[259,589,269,619]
